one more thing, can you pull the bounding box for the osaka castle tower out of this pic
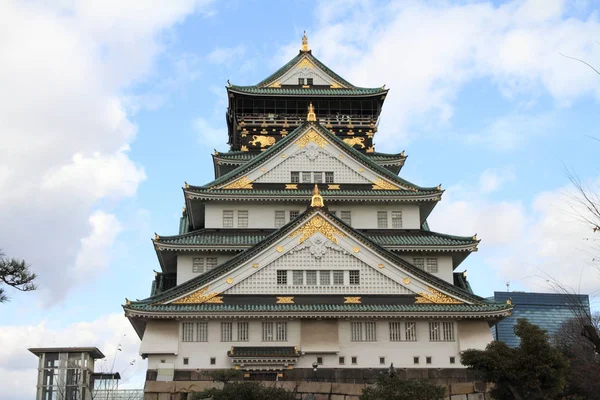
[124,33,512,382]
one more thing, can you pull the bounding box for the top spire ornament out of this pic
[301,31,309,52]
[307,102,316,122]
[310,184,324,207]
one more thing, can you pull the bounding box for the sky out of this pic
[0,0,599,398]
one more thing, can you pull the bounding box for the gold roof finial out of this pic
[307,102,316,122]
[311,184,324,207]
[154,232,160,241]
[301,31,309,52]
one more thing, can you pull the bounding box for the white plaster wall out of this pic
[204,202,421,229]
[140,320,179,355]
[457,320,493,352]
[397,254,454,284]
[177,253,236,285]
[148,319,476,370]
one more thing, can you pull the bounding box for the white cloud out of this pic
[0,313,146,400]
[74,211,123,278]
[479,168,516,193]
[194,116,227,148]
[0,1,212,303]
[278,0,600,149]
[207,45,246,66]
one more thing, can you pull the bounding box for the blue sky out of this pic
[1,0,599,398]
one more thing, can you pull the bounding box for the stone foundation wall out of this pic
[143,378,492,400]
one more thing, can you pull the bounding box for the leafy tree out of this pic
[461,319,569,400]
[0,249,36,302]
[360,374,446,400]
[192,381,296,400]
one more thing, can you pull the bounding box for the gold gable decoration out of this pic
[415,287,463,304]
[295,128,327,148]
[173,287,223,304]
[298,58,314,69]
[222,176,253,190]
[371,178,401,191]
[310,185,324,207]
[289,214,347,244]
[307,102,317,122]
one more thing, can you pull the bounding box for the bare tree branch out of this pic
[559,52,600,76]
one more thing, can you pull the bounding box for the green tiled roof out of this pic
[368,152,407,162]
[190,122,440,193]
[228,346,299,358]
[155,229,477,248]
[186,188,439,198]
[128,303,511,314]
[228,85,386,97]
[131,207,484,308]
[214,151,405,163]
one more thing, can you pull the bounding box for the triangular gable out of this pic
[159,208,481,306]
[207,123,428,192]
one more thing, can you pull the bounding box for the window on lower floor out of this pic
[349,270,360,285]
[182,322,208,342]
[450,356,456,364]
[277,270,287,285]
[183,358,189,365]
[426,258,438,273]
[262,321,287,342]
[339,356,345,365]
[223,210,234,228]
[379,357,386,365]
[377,211,388,228]
[237,210,248,228]
[275,211,286,228]
[413,356,419,364]
[389,321,417,341]
[237,321,249,341]
[351,321,377,341]
[391,211,403,228]
[220,321,249,342]
[429,321,455,341]
[426,356,432,364]
[316,357,323,365]
[221,322,232,342]
[351,357,358,365]
[210,357,216,365]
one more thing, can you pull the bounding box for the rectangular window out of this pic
[426,356,432,364]
[206,257,217,271]
[183,358,189,365]
[340,211,352,225]
[316,356,323,365]
[289,210,300,220]
[426,258,438,273]
[429,321,441,341]
[377,211,388,228]
[301,172,312,183]
[320,270,330,286]
[223,210,234,228]
[413,258,424,270]
[339,356,345,365]
[291,171,300,183]
[210,357,216,365]
[333,271,344,285]
[263,322,287,341]
[389,322,401,341]
[391,211,403,228]
[306,270,317,285]
[349,270,360,285]
[351,322,363,342]
[277,270,287,285]
[275,211,286,228]
[413,356,419,364]
[351,357,358,365]
[182,322,208,342]
[307,78,314,85]
[313,172,323,183]
[442,321,455,341]
[325,172,334,183]
[298,78,305,85]
[237,210,248,228]
[293,270,304,285]
[365,322,377,341]
[380,357,386,365]
[221,322,233,342]
[405,322,417,341]
[238,322,249,342]
[449,356,456,364]
[192,258,204,273]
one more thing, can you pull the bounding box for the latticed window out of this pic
[391,211,402,228]
[429,321,454,341]
[320,270,330,285]
[426,258,438,273]
[298,78,305,85]
[389,322,402,341]
[221,322,233,342]
[289,210,300,220]
[377,211,388,228]
[333,271,344,285]
[306,270,317,285]
[274,211,285,228]
[313,172,323,183]
[223,210,234,228]
[238,322,249,341]
[405,322,417,341]
[182,322,208,342]
[365,322,377,341]
[351,322,363,341]
[263,321,287,341]
[192,258,204,273]
[325,171,334,183]
[301,172,312,183]
[413,258,424,270]
[340,211,352,225]
[277,270,287,285]
[349,270,360,285]
[206,257,217,271]
[307,78,314,85]
[238,210,248,228]
[293,270,304,285]
[291,171,300,183]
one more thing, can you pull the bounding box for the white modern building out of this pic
[124,33,512,384]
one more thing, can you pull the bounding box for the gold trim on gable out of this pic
[371,178,400,191]
[289,215,347,244]
[222,176,253,190]
[295,128,327,148]
[298,58,314,69]
[276,296,295,304]
[344,297,361,304]
[173,287,221,304]
[415,287,463,304]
